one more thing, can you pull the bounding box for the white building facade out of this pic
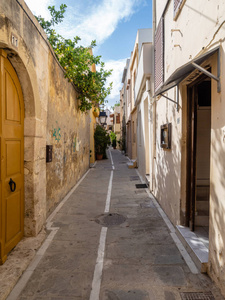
[153,0,225,295]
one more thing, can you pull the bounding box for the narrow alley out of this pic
[6,149,224,300]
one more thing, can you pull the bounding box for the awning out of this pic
[154,46,220,96]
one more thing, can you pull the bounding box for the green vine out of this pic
[36,4,112,112]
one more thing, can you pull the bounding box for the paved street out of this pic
[7,149,224,300]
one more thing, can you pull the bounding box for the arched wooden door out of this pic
[0,50,24,264]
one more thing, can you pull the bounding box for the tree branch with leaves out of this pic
[36,4,112,112]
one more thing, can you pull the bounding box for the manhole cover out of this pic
[180,292,215,300]
[135,183,148,188]
[95,213,126,227]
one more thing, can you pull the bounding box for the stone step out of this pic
[127,159,137,169]
[145,174,150,184]
[176,225,208,273]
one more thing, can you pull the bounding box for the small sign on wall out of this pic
[46,145,53,162]
[11,33,18,48]
[160,123,172,149]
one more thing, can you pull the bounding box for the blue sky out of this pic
[25,0,153,108]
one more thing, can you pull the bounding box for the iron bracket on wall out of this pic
[191,56,221,93]
[159,85,179,112]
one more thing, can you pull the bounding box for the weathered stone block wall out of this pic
[0,0,90,235]
[46,54,90,215]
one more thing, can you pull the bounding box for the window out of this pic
[116,114,120,124]
[174,0,185,19]
[154,17,164,93]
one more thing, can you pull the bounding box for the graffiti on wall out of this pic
[53,121,61,141]
[72,135,81,153]
[72,136,77,153]
[54,146,64,184]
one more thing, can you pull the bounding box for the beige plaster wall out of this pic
[154,0,225,294]
[208,54,225,295]
[153,89,182,226]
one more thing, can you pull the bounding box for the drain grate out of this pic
[135,183,148,188]
[95,213,126,227]
[180,292,215,300]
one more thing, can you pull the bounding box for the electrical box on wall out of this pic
[160,123,172,149]
[46,145,53,162]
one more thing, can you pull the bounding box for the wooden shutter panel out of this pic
[154,17,164,93]
[116,114,120,124]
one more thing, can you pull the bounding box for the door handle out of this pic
[9,178,16,192]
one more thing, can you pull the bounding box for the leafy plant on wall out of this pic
[110,131,117,147]
[94,125,110,158]
[36,4,112,112]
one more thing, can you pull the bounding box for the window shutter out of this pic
[154,17,164,93]
[174,0,184,16]
[116,114,120,124]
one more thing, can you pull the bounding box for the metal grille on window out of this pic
[154,17,164,93]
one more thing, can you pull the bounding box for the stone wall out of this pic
[0,0,90,236]
[46,54,90,215]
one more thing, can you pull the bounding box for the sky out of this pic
[24,0,153,109]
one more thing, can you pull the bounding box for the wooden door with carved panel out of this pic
[0,50,24,264]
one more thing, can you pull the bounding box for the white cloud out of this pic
[24,0,138,107]
[104,58,127,107]
[24,0,54,19]
[57,0,142,46]
[25,0,144,46]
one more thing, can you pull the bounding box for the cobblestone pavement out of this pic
[6,149,225,300]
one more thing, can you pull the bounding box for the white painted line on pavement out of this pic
[135,169,144,183]
[89,227,108,300]
[7,167,92,300]
[90,149,114,300]
[109,149,115,170]
[6,228,58,300]
[146,189,199,274]
[170,232,199,274]
[104,170,113,213]
[46,167,92,224]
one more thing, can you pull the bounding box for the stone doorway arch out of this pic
[1,47,46,239]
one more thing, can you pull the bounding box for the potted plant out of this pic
[94,125,110,160]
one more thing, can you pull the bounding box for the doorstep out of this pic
[145,174,150,185]
[176,225,208,273]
